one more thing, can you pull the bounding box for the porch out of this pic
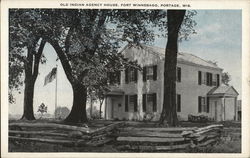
[207,84,239,121]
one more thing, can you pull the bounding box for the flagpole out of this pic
[55,64,58,119]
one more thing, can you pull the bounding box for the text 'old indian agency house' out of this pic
[104,44,239,121]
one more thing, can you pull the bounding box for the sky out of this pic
[9,10,242,116]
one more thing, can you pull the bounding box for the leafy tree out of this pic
[37,103,47,118]
[9,9,196,124]
[222,72,231,85]
[39,9,167,123]
[9,9,47,120]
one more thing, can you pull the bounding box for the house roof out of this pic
[123,43,222,70]
[207,84,239,97]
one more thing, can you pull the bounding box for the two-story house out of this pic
[104,43,239,121]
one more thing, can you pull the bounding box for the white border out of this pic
[1,0,250,157]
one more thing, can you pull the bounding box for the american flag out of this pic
[44,67,57,86]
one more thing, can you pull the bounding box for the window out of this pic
[129,95,138,112]
[202,72,207,84]
[143,65,157,81]
[125,95,138,112]
[125,68,137,83]
[108,71,120,85]
[206,72,213,86]
[177,67,181,82]
[146,66,154,80]
[199,71,217,86]
[177,94,181,112]
[212,74,217,86]
[142,93,157,112]
[198,96,209,113]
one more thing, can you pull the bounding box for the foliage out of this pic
[87,106,102,120]
[9,9,47,104]
[143,112,155,122]
[37,103,47,117]
[222,72,231,85]
[9,9,197,123]
[55,106,70,119]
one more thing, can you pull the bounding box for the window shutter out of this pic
[206,72,209,86]
[198,71,202,85]
[217,74,220,87]
[177,67,181,82]
[125,68,129,84]
[125,95,128,112]
[153,93,157,112]
[177,94,181,112]
[143,67,147,82]
[134,69,138,83]
[198,96,202,113]
[210,74,213,86]
[134,95,138,112]
[153,65,157,81]
[143,94,146,112]
[207,97,210,113]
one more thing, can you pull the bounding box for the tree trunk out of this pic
[159,10,186,126]
[64,83,88,123]
[99,99,104,118]
[90,97,93,118]
[47,39,89,124]
[21,39,46,120]
[21,78,36,120]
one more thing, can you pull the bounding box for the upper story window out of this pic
[212,74,217,86]
[125,67,137,84]
[146,66,154,80]
[107,71,120,85]
[206,72,213,86]
[198,71,220,87]
[177,67,181,82]
[143,65,157,81]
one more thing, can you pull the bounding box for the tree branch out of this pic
[45,37,76,84]
[32,39,46,81]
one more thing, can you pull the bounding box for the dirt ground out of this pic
[8,120,241,153]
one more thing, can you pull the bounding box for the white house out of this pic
[104,44,239,121]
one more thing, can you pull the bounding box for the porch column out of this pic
[234,97,238,121]
[104,96,107,120]
[222,96,225,121]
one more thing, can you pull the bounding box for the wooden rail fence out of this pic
[9,122,124,147]
[115,124,223,152]
[9,122,223,151]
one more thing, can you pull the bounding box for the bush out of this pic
[188,114,210,123]
[143,112,155,122]
[55,107,70,119]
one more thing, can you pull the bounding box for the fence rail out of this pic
[9,122,223,151]
[116,124,223,151]
[9,122,124,147]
